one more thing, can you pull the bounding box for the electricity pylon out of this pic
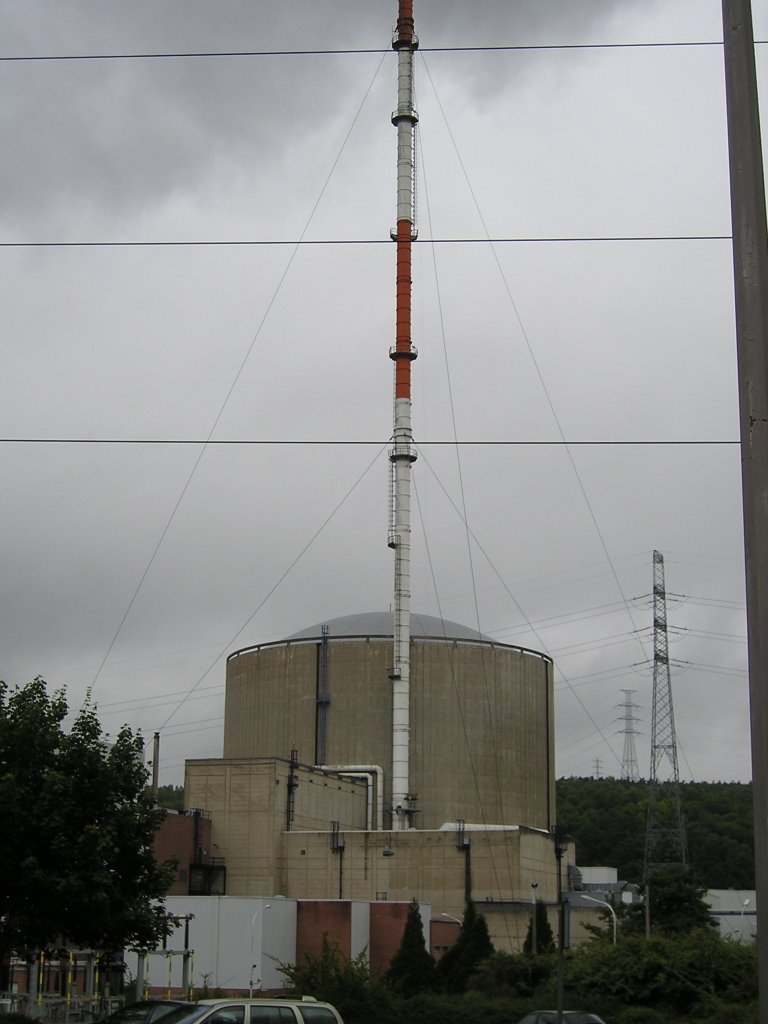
[643,550,688,880]
[618,689,641,782]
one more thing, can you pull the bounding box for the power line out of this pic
[421,50,652,675]
[0,235,731,247]
[0,437,740,446]
[0,41,733,63]
[86,51,389,695]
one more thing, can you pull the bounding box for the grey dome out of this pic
[286,611,491,642]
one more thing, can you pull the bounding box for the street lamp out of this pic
[581,894,617,945]
[249,904,272,997]
[440,913,462,926]
[738,897,751,941]
[552,826,568,1024]
[531,883,539,956]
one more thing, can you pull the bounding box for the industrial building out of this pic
[164,0,576,967]
[172,611,572,954]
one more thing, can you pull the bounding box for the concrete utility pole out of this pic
[721,1,768,1018]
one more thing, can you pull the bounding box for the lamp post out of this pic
[552,826,568,1024]
[531,883,539,956]
[440,912,462,926]
[739,897,750,941]
[249,904,271,997]
[581,895,617,945]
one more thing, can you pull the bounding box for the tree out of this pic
[555,776,755,888]
[522,899,555,955]
[565,929,757,1018]
[644,865,717,936]
[279,934,390,1024]
[436,900,494,993]
[156,784,185,812]
[386,899,437,995]
[617,865,717,938]
[0,678,176,964]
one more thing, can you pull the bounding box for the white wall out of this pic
[349,902,370,961]
[706,889,757,943]
[125,897,297,994]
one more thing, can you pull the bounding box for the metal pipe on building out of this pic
[320,764,386,830]
[388,0,419,831]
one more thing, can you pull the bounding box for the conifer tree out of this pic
[385,899,437,995]
[523,899,555,955]
[436,900,494,993]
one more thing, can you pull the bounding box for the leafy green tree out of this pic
[522,899,555,955]
[279,934,391,1024]
[468,948,554,999]
[386,899,437,995]
[0,678,175,966]
[437,901,494,993]
[645,865,717,936]
[564,928,757,1018]
[156,784,185,812]
[617,865,717,938]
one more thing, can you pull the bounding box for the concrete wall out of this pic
[411,641,553,830]
[225,644,318,762]
[223,636,554,832]
[278,826,564,952]
[185,759,368,896]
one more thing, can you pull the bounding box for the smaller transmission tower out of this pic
[643,550,688,879]
[617,689,641,782]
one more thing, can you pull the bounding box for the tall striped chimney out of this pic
[388,0,418,830]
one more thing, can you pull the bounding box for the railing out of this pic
[0,992,121,1022]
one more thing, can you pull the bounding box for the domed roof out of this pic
[286,611,492,642]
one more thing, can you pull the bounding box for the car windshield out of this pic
[151,1009,193,1024]
[108,1007,156,1024]
[154,1008,212,1024]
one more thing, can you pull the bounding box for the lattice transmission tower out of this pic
[617,689,641,782]
[643,550,688,879]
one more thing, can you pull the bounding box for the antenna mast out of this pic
[644,550,688,878]
[388,0,419,831]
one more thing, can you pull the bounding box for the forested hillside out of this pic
[556,777,754,888]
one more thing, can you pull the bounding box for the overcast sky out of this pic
[2,1,766,791]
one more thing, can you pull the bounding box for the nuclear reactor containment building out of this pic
[183,611,566,951]
[223,612,554,832]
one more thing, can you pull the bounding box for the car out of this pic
[153,998,345,1024]
[517,1014,607,1024]
[97,1001,196,1024]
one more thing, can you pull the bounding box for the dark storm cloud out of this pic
[0,0,662,233]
